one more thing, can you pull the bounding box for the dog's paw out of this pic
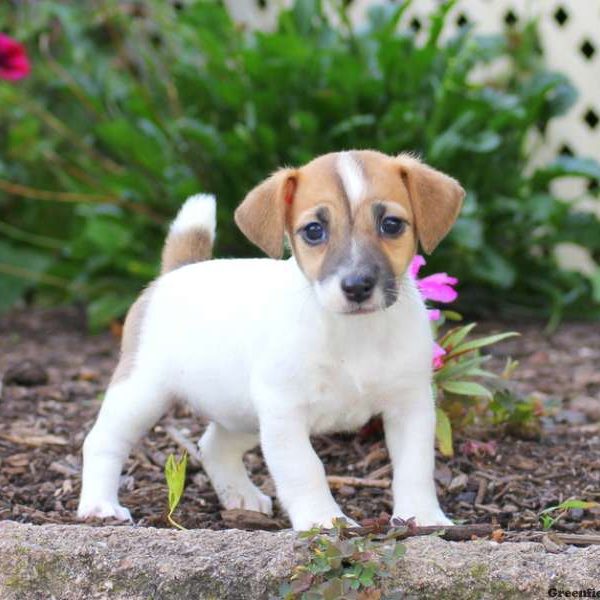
[220,485,273,516]
[78,499,132,522]
[291,511,358,532]
[392,506,452,527]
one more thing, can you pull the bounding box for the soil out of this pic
[0,307,598,538]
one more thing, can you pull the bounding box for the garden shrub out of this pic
[1,0,599,328]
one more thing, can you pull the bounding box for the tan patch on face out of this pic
[287,153,351,281]
[110,284,154,385]
[352,150,417,279]
[288,150,418,284]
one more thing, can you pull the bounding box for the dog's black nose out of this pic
[341,274,376,303]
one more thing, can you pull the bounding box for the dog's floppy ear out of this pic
[234,168,298,259]
[396,154,464,254]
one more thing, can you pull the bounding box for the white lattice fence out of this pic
[225,0,600,209]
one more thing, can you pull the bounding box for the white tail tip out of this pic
[170,193,216,239]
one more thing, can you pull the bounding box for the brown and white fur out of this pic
[78,150,464,530]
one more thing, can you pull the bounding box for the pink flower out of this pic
[410,255,458,369]
[433,342,446,370]
[410,255,458,304]
[428,308,441,321]
[0,34,30,81]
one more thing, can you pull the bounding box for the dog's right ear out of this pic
[234,168,298,259]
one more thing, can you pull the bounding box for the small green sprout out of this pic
[164,451,188,530]
[539,499,599,530]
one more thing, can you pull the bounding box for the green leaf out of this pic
[440,380,492,399]
[463,131,501,153]
[164,452,188,530]
[0,241,54,312]
[435,407,454,457]
[447,332,519,358]
[440,323,477,350]
[95,119,166,175]
[471,249,517,289]
[540,499,599,514]
[87,293,134,332]
[533,156,600,188]
[329,114,376,138]
[591,268,600,304]
[434,355,489,384]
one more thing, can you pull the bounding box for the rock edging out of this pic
[0,521,598,599]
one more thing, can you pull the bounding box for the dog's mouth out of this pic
[343,303,379,316]
[314,275,400,315]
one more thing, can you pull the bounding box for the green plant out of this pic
[432,315,520,456]
[164,451,188,530]
[538,499,599,531]
[280,518,408,600]
[1,0,599,328]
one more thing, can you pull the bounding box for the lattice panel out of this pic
[225,0,600,208]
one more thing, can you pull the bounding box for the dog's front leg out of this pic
[383,384,452,526]
[260,412,353,531]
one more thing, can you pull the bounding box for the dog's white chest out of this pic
[303,329,401,434]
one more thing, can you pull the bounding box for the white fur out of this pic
[79,258,450,530]
[170,193,216,238]
[337,152,366,207]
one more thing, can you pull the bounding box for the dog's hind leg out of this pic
[78,375,173,520]
[199,422,273,515]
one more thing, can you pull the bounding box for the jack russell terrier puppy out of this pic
[78,149,464,530]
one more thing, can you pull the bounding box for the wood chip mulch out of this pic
[1,308,598,541]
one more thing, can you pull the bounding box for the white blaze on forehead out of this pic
[336,152,366,207]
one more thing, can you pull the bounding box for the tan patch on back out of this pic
[110,284,155,385]
[161,228,213,274]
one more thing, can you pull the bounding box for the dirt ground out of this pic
[0,307,598,538]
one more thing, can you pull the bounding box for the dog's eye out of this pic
[380,216,406,238]
[301,222,327,245]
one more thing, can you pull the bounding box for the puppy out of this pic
[78,150,464,530]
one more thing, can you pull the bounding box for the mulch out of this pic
[0,307,599,540]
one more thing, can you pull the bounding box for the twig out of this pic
[0,263,86,292]
[552,533,600,546]
[355,445,387,469]
[0,179,166,224]
[366,463,392,480]
[164,425,202,468]
[475,477,488,506]
[327,475,390,489]
[341,523,495,542]
[475,503,503,514]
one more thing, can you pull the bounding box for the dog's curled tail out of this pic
[161,193,216,274]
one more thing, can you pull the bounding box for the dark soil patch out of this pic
[1,307,598,538]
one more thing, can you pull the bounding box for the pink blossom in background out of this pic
[410,254,458,304]
[428,308,441,321]
[433,342,446,370]
[408,254,426,279]
[0,34,30,81]
[410,255,458,369]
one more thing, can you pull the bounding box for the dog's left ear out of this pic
[235,168,298,259]
[396,154,465,254]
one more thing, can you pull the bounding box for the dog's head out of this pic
[235,150,464,314]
